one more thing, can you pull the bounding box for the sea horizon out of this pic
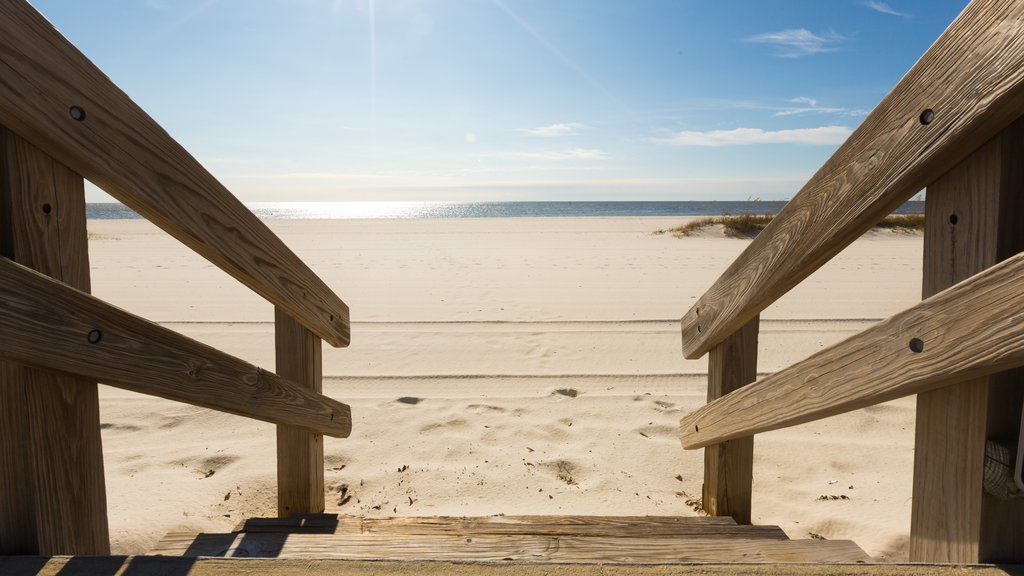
[85,200,927,220]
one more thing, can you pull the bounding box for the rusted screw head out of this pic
[909,338,924,353]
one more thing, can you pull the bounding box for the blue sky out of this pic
[31,0,968,202]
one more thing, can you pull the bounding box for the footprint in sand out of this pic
[541,459,581,486]
[170,454,240,479]
[538,423,570,441]
[551,388,579,398]
[158,415,188,430]
[396,397,422,405]
[466,404,507,414]
[419,418,470,434]
[637,424,676,439]
[199,454,240,471]
[324,453,349,468]
[100,423,142,432]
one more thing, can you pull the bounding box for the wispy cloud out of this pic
[516,148,609,160]
[143,0,219,44]
[491,0,629,114]
[863,1,911,17]
[519,123,585,137]
[654,126,851,147]
[746,29,846,58]
[774,97,866,118]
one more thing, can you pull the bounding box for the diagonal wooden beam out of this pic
[0,257,351,438]
[681,0,1024,359]
[680,251,1024,450]
[0,1,349,347]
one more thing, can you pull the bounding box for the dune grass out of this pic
[655,213,924,238]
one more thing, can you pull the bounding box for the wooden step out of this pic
[233,514,788,538]
[152,514,870,563]
[5,556,1021,576]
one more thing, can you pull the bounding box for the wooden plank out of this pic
[0,127,108,554]
[236,514,349,534]
[703,316,758,524]
[910,121,1024,563]
[151,532,869,563]
[275,308,326,518]
[0,258,351,438]
[234,510,741,532]
[9,557,1024,576]
[0,1,349,347]
[359,518,785,539]
[979,117,1024,563]
[233,514,786,539]
[680,0,1024,359]
[679,251,1024,450]
[0,364,35,554]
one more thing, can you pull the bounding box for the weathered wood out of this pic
[0,127,108,554]
[0,1,349,347]
[7,557,1023,576]
[703,316,758,524]
[0,258,351,437]
[152,532,869,563]
[679,251,1024,449]
[235,514,788,539]
[910,121,1024,563]
[275,308,326,518]
[681,0,1024,359]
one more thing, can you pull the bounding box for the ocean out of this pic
[85,200,926,220]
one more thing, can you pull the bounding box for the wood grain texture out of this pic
[8,557,1023,576]
[680,0,1024,359]
[910,121,1024,563]
[979,119,1024,564]
[679,251,1024,449]
[703,316,758,524]
[0,127,108,555]
[0,258,352,438]
[0,1,349,347]
[151,532,869,563]
[275,308,326,518]
[235,514,787,539]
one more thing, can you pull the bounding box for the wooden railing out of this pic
[678,0,1024,563]
[0,1,350,555]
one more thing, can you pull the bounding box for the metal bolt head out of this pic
[909,338,924,353]
[87,329,102,344]
[69,106,86,121]
[919,109,934,125]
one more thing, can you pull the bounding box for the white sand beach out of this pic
[87,217,923,560]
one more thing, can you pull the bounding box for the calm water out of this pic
[86,200,926,220]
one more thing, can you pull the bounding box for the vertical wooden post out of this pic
[275,307,325,517]
[0,127,109,554]
[702,315,759,524]
[910,119,1024,563]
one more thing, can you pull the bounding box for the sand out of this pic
[85,217,923,560]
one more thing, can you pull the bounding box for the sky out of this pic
[29,0,969,203]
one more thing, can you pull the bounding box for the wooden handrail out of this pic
[0,257,352,438]
[0,1,350,347]
[679,251,1024,449]
[681,0,1024,359]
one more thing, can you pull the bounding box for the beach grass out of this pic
[655,213,924,238]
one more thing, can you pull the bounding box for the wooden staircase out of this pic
[151,515,870,563]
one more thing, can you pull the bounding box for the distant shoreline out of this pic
[85,200,926,220]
